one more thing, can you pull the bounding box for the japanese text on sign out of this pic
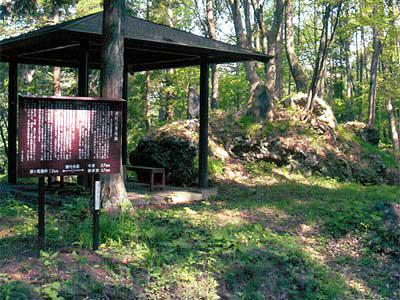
[18,96,124,177]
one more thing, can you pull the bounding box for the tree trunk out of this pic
[228,0,261,101]
[285,0,307,92]
[386,97,400,151]
[100,0,130,212]
[344,9,354,120]
[367,25,382,129]
[187,86,200,119]
[254,0,285,120]
[53,67,61,96]
[0,113,7,158]
[144,71,151,131]
[165,70,174,122]
[275,23,284,99]
[206,0,220,109]
[165,2,175,121]
[52,11,61,97]
[305,2,343,112]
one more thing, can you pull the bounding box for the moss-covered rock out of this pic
[130,102,399,186]
[129,136,197,186]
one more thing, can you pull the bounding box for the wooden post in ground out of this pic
[122,66,128,166]
[8,60,18,184]
[78,40,89,187]
[199,61,209,188]
[38,177,45,254]
[78,40,89,96]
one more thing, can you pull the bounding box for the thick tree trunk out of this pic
[367,25,382,129]
[228,0,261,101]
[285,0,307,92]
[100,0,130,212]
[264,0,286,119]
[53,67,61,96]
[187,86,200,119]
[206,0,220,109]
[254,0,285,120]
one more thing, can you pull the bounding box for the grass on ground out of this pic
[0,167,399,299]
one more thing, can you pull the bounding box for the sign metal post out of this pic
[93,174,100,250]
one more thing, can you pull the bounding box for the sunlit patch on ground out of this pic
[0,169,399,299]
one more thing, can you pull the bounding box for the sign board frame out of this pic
[18,95,124,178]
[17,95,125,254]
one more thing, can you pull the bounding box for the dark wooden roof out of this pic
[0,12,271,71]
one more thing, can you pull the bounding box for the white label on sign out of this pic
[95,181,101,210]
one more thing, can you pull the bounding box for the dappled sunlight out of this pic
[1,173,399,298]
[192,209,250,226]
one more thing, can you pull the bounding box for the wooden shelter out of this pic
[0,12,271,188]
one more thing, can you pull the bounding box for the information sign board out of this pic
[18,96,124,177]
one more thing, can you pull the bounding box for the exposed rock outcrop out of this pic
[129,97,399,186]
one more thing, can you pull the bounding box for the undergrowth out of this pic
[0,167,399,299]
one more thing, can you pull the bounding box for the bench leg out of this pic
[150,172,154,191]
[161,171,165,190]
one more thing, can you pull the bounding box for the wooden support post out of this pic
[38,177,45,254]
[8,60,17,184]
[78,40,89,97]
[122,67,128,165]
[199,61,209,188]
[93,174,100,250]
[78,40,89,186]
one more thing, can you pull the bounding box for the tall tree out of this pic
[206,0,220,109]
[228,0,285,120]
[165,0,175,122]
[380,0,400,152]
[228,0,263,115]
[52,9,62,97]
[144,71,152,131]
[285,0,307,92]
[367,22,382,128]
[305,1,343,113]
[263,0,285,120]
[100,0,130,212]
[386,97,400,151]
[251,0,286,120]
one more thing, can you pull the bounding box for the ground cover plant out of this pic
[0,167,399,300]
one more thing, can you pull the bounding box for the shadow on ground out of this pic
[0,175,399,299]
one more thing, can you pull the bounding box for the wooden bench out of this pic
[125,165,165,191]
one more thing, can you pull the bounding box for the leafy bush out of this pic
[0,281,37,300]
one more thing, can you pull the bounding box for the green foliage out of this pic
[0,281,37,300]
[208,158,224,178]
[59,272,105,299]
[245,160,276,176]
[219,66,250,112]
[338,124,398,169]
[1,170,400,299]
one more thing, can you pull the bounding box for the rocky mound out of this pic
[130,94,400,186]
